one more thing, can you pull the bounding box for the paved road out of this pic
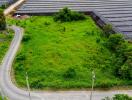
[15,0,132,39]
[0,26,41,100]
[0,26,132,100]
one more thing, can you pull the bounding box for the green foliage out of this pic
[113,94,132,100]
[97,81,113,88]
[0,9,6,30]
[30,79,44,89]
[7,16,131,89]
[105,34,125,51]
[0,30,13,63]
[0,4,6,9]
[102,94,132,100]
[44,21,50,25]
[103,24,113,37]
[104,33,132,80]
[63,67,76,79]
[16,53,26,61]
[0,96,8,100]
[22,34,31,42]
[54,7,86,22]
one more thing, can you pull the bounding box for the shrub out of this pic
[54,7,86,22]
[113,94,132,100]
[44,21,50,25]
[96,38,100,43]
[105,34,125,52]
[15,63,24,72]
[22,34,31,42]
[1,4,6,9]
[63,67,76,79]
[97,80,114,88]
[102,94,132,100]
[16,53,26,61]
[118,61,132,79]
[104,34,132,80]
[30,80,44,89]
[103,24,113,37]
[0,9,6,30]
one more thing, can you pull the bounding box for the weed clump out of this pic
[63,67,76,79]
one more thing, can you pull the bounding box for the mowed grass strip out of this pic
[9,16,129,90]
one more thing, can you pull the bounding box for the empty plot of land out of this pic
[16,0,132,39]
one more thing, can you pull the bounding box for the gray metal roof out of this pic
[0,0,8,6]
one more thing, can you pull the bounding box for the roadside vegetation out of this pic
[0,9,6,30]
[102,94,132,100]
[0,8,13,63]
[8,8,132,90]
[0,95,8,100]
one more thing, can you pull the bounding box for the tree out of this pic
[54,7,86,22]
[0,9,6,30]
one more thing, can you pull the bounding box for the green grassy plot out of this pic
[8,16,132,90]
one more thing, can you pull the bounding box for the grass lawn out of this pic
[0,30,13,63]
[8,16,131,90]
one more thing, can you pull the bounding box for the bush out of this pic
[104,33,132,80]
[44,21,50,25]
[0,5,6,9]
[97,80,114,88]
[103,24,113,37]
[0,9,6,30]
[113,94,132,100]
[102,94,132,100]
[16,53,26,61]
[63,67,76,79]
[114,51,132,80]
[118,61,132,79]
[30,79,44,89]
[54,7,86,22]
[105,34,125,52]
[22,34,31,42]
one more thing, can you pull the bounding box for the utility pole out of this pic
[25,72,32,100]
[90,71,95,100]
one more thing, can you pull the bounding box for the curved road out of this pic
[0,26,131,100]
[0,26,42,100]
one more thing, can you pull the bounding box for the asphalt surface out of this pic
[16,0,132,39]
[0,26,41,100]
[0,26,131,100]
